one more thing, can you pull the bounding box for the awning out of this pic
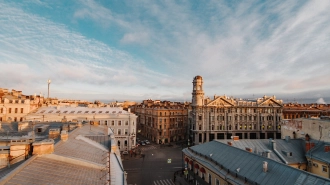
[200,167,206,173]
[185,158,189,162]
[189,160,193,165]
[194,164,199,169]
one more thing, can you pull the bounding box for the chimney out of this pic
[228,141,233,146]
[306,142,315,152]
[285,136,291,142]
[265,150,271,158]
[325,145,330,152]
[271,140,276,150]
[263,161,268,172]
[60,130,68,141]
[245,147,253,152]
[233,136,239,141]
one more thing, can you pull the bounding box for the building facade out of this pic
[283,103,330,119]
[25,106,137,152]
[0,89,31,122]
[191,76,283,145]
[134,100,189,144]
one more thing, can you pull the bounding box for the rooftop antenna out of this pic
[47,79,51,99]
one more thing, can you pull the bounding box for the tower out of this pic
[47,79,51,99]
[192,75,204,106]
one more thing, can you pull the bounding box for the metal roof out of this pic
[183,140,330,185]
[217,138,306,164]
[306,141,330,163]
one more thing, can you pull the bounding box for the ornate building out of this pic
[283,103,330,119]
[190,76,283,145]
[25,106,137,152]
[134,100,189,144]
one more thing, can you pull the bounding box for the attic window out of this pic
[63,111,68,113]
[98,111,102,113]
[56,111,60,113]
[105,111,109,113]
[91,111,96,113]
[112,111,116,113]
[48,111,53,113]
[85,111,89,113]
[70,111,75,113]
[77,111,82,113]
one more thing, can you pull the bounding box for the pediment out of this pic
[206,97,235,107]
[259,98,282,107]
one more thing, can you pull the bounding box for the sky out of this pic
[0,0,329,103]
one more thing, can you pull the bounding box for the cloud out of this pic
[1,0,330,101]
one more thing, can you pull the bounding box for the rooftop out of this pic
[183,140,330,185]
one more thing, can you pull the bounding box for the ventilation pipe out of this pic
[272,140,288,164]
[263,161,268,172]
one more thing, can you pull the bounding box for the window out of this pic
[91,111,96,113]
[215,179,220,185]
[99,111,102,113]
[118,121,122,126]
[70,111,75,113]
[77,111,82,113]
[21,108,24,113]
[111,121,114,126]
[63,111,68,113]
[322,165,328,173]
[118,129,121,135]
[48,111,53,113]
[125,129,128,135]
[124,140,127,146]
[199,115,202,120]
[105,111,109,113]
[9,108,11,113]
[56,111,60,113]
[85,111,89,113]
[125,121,128,125]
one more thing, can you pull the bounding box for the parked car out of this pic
[145,140,150,145]
[122,151,128,155]
[141,141,146,146]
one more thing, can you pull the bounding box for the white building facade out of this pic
[25,106,138,152]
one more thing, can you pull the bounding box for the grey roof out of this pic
[183,140,330,185]
[1,125,111,185]
[306,141,330,163]
[217,139,306,164]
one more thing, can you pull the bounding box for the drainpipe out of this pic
[272,140,288,164]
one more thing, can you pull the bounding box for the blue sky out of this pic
[0,0,330,103]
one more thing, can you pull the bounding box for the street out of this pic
[123,142,184,185]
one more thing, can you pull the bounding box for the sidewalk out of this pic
[174,170,190,185]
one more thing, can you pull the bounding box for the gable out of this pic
[206,97,235,107]
[259,98,282,107]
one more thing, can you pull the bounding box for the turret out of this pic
[192,75,204,106]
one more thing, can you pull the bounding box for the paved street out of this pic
[123,142,184,185]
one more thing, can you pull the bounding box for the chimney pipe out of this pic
[263,161,268,172]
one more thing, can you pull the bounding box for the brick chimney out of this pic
[228,141,233,146]
[245,147,253,152]
[233,136,239,141]
[60,130,68,141]
[325,145,330,152]
[306,142,315,152]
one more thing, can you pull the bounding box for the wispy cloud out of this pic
[1,0,330,101]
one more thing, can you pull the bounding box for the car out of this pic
[145,140,150,145]
[141,142,146,146]
[122,151,128,155]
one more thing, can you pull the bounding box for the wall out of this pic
[281,118,330,142]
